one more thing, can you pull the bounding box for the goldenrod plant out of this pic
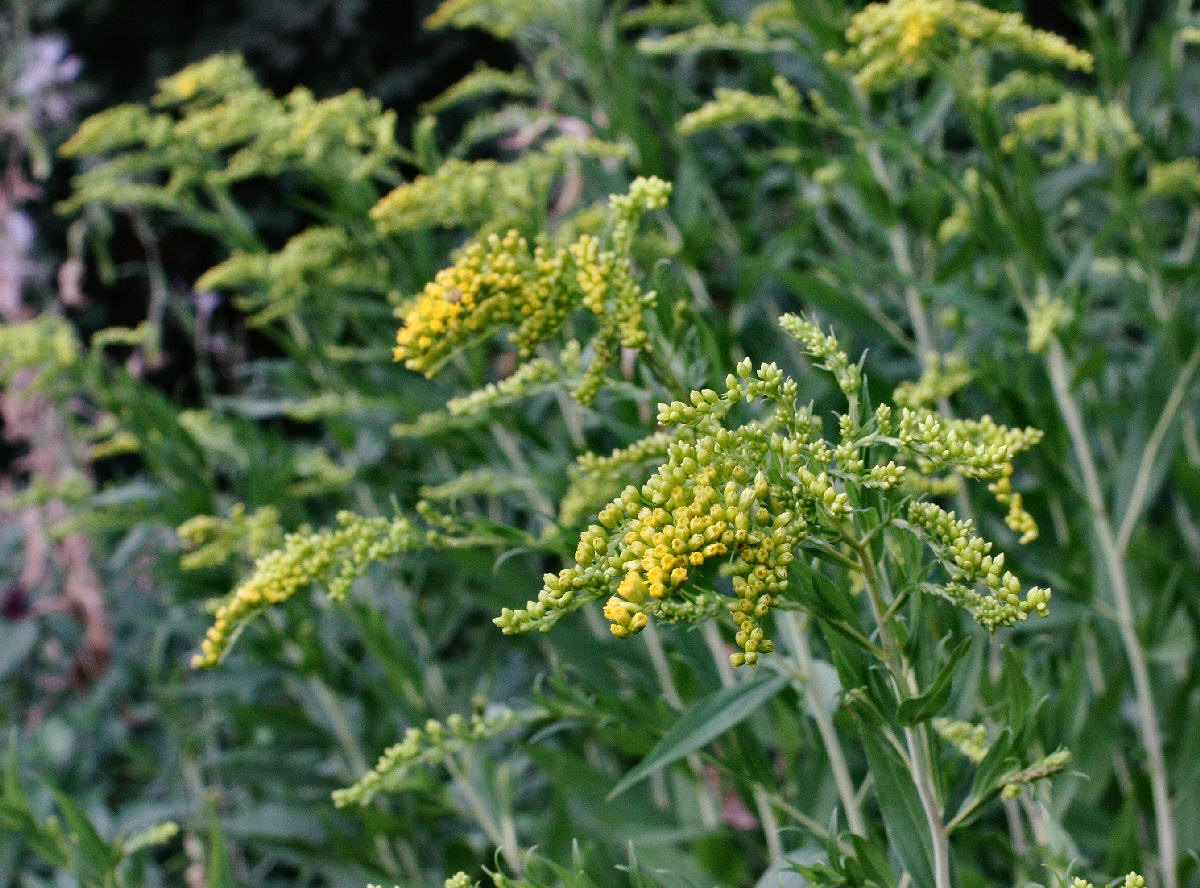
[4,0,1199,886]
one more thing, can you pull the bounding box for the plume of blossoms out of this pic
[676,76,802,136]
[420,63,536,116]
[496,315,1050,666]
[59,54,399,221]
[333,708,526,807]
[1002,93,1141,165]
[391,176,671,402]
[191,511,423,667]
[828,0,1093,92]
[423,0,560,38]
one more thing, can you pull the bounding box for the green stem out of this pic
[1114,347,1200,555]
[851,537,952,888]
[701,622,784,862]
[444,755,524,876]
[641,624,721,829]
[1044,337,1177,888]
[779,610,866,836]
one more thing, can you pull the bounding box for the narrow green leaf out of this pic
[606,672,789,800]
[859,727,935,888]
[48,785,117,885]
[206,813,237,888]
[896,638,972,726]
[850,833,897,888]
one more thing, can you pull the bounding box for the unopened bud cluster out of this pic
[371,156,557,236]
[1003,93,1140,165]
[892,352,971,408]
[932,717,990,763]
[177,504,283,571]
[906,501,1049,627]
[1072,875,1145,888]
[676,81,800,136]
[192,512,420,667]
[637,22,783,56]
[333,709,519,807]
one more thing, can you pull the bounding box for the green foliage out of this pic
[5,0,1200,887]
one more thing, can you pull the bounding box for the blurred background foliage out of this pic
[1,0,1198,887]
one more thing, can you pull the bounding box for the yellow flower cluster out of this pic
[154,52,258,106]
[1003,93,1140,165]
[60,54,400,220]
[192,512,420,668]
[497,358,818,666]
[392,177,671,401]
[392,229,572,374]
[498,315,1052,664]
[333,709,520,807]
[830,0,1093,92]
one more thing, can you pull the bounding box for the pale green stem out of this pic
[701,622,784,862]
[641,624,721,829]
[866,142,971,518]
[301,676,406,878]
[852,538,952,888]
[762,792,831,841]
[1044,338,1177,888]
[1114,347,1200,555]
[444,756,524,875]
[778,610,866,836]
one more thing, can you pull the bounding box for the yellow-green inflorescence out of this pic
[61,54,399,214]
[496,314,1051,666]
[176,504,283,571]
[1003,93,1140,166]
[192,512,422,668]
[829,0,1093,92]
[333,708,521,807]
[391,176,671,401]
[676,76,802,135]
[1073,876,1146,888]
